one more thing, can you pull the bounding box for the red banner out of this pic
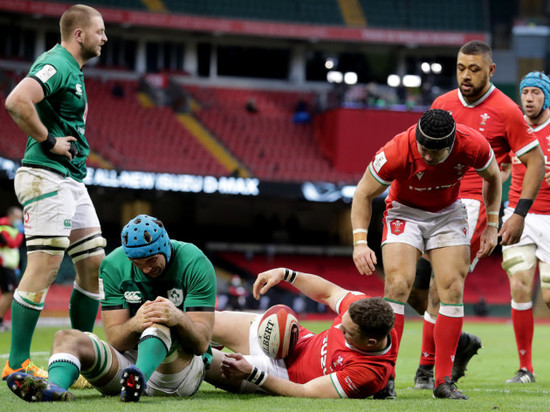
[0,0,487,46]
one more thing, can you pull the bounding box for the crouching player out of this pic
[205,267,398,399]
[6,215,216,402]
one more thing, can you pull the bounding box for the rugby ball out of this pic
[257,304,300,359]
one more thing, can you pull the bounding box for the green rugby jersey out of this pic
[99,240,217,316]
[23,44,89,181]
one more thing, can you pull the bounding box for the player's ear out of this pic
[74,28,83,44]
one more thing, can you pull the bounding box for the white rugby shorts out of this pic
[14,167,100,236]
[382,200,470,254]
[502,207,550,264]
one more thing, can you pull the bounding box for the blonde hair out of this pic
[59,4,102,42]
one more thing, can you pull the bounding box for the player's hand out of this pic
[140,296,181,327]
[220,353,253,381]
[253,268,284,300]
[49,135,78,160]
[476,226,498,259]
[352,244,377,275]
[499,214,525,246]
[131,300,156,331]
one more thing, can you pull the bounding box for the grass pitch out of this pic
[1,318,549,411]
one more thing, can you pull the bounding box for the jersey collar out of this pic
[525,113,550,132]
[458,84,495,108]
[343,332,393,356]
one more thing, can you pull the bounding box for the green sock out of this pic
[69,288,99,332]
[48,360,80,390]
[135,336,168,381]
[9,299,41,368]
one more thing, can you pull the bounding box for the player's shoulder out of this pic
[432,89,458,107]
[101,246,129,269]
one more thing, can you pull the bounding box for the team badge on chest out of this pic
[390,219,405,235]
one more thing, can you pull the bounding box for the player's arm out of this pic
[253,268,347,313]
[476,157,502,258]
[351,169,388,275]
[101,307,143,352]
[221,353,340,398]
[501,146,545,245]
[5,77,76,159]
[500,161,512,183]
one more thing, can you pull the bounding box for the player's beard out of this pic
[459,73,490,101]
[80,42,101,61]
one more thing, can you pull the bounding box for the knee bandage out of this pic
[25,235,69,256]
[140,325,172,353]
[502,245,537,276]
[14,288,49,310]
[539,262,550,289]
[67,231,106,263]
[81,332,113,383]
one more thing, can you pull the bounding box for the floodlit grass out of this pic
[1,319,550,411]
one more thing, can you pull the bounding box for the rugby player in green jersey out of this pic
[6,215,217,402]
[3,4,108,380]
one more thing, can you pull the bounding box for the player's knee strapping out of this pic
[25,235,70,256]
[13,288,49,311]
[140,325,172,353]
[502,245,537,276]
[539,262,550,289]
[67,231,106,263]
[81,332,113,383]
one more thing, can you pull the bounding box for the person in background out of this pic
[0,206,24,332]
[501,71,550,384]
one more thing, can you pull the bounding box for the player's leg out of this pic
[5,168,71,377]
[502,238,537,383]
[414,272,438,389]
[212,310,259,354]
[407,257,431,315]
[5,251,64,377]
[0,267,17,331]
[429,243,469,400]
[6,329,118,402]
[382,242,420,347]
[67,187,105,332]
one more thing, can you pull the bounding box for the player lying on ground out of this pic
[205,267,398,399]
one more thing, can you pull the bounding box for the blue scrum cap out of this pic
[121,214,171,262]
[520,71,550,110]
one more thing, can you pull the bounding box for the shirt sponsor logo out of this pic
[168,288,183,306]
[75,83,83,97]
[35,64,57,83]
[373,152,387,173]
[124,291,142,304]
[320,335,329,374]
[390,219,405,235]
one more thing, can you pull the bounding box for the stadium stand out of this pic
[56,0,487,31]
[84,78,229,175]
[217,251,385,297]
[187,84,363,183]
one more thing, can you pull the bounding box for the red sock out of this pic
[511,304,534,372]
[419,316,436,367]
[434,311,463,386]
